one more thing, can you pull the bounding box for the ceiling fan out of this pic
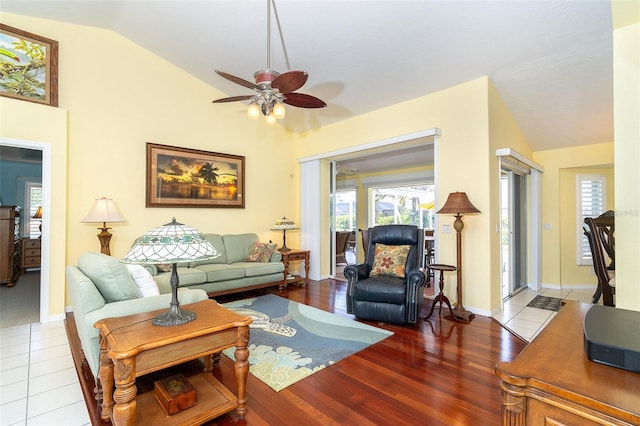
[212,0,326,123]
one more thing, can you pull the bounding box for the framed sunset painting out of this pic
[146,143,245,208]
[0,24,58,106]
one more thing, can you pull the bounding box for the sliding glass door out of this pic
[500,169,528,298]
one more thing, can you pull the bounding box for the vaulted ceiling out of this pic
[3,1,614,155]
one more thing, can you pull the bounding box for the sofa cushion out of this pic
[126,264,160,297]
[152,267,207,291]
[190,234,227,266]
[196,264,246,282]
[244,241,274,262]
[370,244,411,278]
[77,252,140,302]
[223,233,258,264]
[237,261,285,277]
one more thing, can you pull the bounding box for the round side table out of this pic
[423,263,458,321]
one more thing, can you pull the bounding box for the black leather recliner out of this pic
[344,225,426,324]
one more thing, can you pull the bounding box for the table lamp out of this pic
[271,216,299,252]
[32,206,43,236]
[436,192,480,323]
[81,197,126,255]
[121,218,219,326]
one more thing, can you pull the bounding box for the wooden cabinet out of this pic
[495,301,640,425]
[0,206,21,287]
[20,238,41,272]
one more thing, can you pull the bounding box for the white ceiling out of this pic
[2,0,614,167]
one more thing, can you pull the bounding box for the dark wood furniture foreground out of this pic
[280,249,310,287]
[94,299,252,425]
[0,206,20,287]
[496,301,640,425]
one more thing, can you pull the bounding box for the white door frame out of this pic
[298,128,441,281]
[1,138,51,323]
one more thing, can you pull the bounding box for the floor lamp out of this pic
[436,192,480,323]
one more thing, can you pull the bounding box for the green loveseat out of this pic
[66,252,209,379]
[149,233,285,297]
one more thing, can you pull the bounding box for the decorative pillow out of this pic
[126,264,160,297]
[77,252,141,302]
[369,244,411,278]
[156,263,172,272]
[244,241,274,263]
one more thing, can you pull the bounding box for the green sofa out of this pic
[66,252,209,378]
[150,233,285,297]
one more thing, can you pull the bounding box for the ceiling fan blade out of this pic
[215,70,258,90]
[212,95,253,103]
[283,93,327,109]
[272,71,308,94]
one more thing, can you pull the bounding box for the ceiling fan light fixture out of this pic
[273,102,286,119]
[248,102,260,119]
[265,113,277,125]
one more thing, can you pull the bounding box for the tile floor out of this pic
[0,321,90,426]
[493,287,599,341]
[0,287,599,425]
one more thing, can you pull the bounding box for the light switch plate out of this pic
[442,224,451,233]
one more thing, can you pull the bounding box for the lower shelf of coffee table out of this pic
[134,372,237,425]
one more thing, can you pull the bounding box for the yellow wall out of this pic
[3,13,301,313]
[559,166,614,285]
[533,143,614,288]
[487,81,532,309]
[612,3,640,310]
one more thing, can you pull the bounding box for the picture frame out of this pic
[0,24,58,107]
[146,143,245,208]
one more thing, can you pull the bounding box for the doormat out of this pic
[222,294,393,391]
[526,295,564,312]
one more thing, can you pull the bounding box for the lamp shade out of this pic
[436,192,480,215]
[121,218,219,264]
[32,206,43,219]
[81,197,126,223]
[271,217,299,231]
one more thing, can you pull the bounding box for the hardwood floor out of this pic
[66,279,527,425]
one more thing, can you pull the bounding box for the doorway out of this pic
[500,170,528,299]
[0,138,51,323]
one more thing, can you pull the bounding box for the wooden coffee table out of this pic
[94,299,252,425]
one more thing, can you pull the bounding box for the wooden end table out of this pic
[280,249,310,288]
[94,299,252,425]
[423,264,458,321]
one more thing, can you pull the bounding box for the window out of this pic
[335,190,356,231]
[24,181,42,238]
[577,174,605,265]
[370,185,434,228]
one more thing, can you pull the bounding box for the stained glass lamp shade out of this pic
[270,216,299,252]
[121,218,219,326]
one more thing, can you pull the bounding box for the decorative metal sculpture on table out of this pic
[121,218,219,326]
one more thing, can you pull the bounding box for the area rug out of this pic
[221,294,393,391]
[526,295,564,312]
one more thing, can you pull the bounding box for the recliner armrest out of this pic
[343,263,371,282]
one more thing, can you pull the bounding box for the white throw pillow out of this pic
[126,264,160,297]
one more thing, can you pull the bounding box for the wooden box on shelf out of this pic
[154,373,197,416]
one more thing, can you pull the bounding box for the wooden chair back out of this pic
[584,217,615,306]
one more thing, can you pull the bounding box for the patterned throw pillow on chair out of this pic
[370,243,411,278]
[244,241,274,263]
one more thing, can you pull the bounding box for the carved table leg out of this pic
[234,326,250,419]
[98,340,115,421]
[112,358,137,426]
[500,382,526,426]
